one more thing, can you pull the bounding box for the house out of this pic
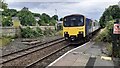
[12,17,21,27]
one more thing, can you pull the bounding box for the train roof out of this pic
[63,14,85,18]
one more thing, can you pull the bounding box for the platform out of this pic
[48,42,115,68]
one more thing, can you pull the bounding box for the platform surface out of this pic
[48,42,115,68]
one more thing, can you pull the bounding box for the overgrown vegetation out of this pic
[95,20,120,57]
[95,20,114,42]
[99,5,120,28]
[98,4,120,57]
[0,36,12,47]
[21,27,56,38]
[17,7,36,26]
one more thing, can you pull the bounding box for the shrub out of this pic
[43,28,55,36]
[21,27,34,38]
[0,37,12,47]
[36,27,43,36]
[21,27,44,38]
[95,20,114,42]
[95,20,120,57]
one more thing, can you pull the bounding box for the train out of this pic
[63,14,100,41]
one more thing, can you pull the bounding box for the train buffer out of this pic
[48,42,116,67]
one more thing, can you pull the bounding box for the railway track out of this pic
[1,29,101,67]
[1,38,65,65]
[26,43,70,68]
[1,37,63,57]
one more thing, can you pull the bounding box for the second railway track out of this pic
[1,38,65,65]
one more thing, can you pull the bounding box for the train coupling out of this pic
[70,36,76,41]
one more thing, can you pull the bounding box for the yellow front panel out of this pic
[63,26,85,37]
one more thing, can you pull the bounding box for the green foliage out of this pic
[35,27,43,36]
[38,19,46,26]
[2,16,13,26]
[21,27,34,38]
[1,1,58,26]
[0,36,12,47]
[95,20,114,42]
[2,9,17,17]
[106,43,112,56]
[60,18,63,21]
[0,1,8,10]
[38,13,57,26]
[51,15,58,21]
[41,13,51,24]
[43,28,55,36]
[99,5,120,28]
[50,18,57,26]
[17,7,36,26]
[33,13,41,17]
[21,27,43,38]
[57,23,63,31]
[2,9,17,26]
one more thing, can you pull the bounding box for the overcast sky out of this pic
[4,0,120,20]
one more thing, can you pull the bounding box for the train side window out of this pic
[94,22,95,26]
[78,17,84,26]
[80,18,83,23]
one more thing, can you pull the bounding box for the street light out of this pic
[55,9,57,15]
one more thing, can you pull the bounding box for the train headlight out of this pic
[64,32,68,34]
[79,31,83,34]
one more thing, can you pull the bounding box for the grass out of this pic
[56,30,63,36]
[0,37,12,47]
[94,28,108,42]
[106,43,112,56]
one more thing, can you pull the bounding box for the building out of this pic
[12,17,21,27]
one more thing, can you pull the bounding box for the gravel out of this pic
[33,45,77,68]
[1,36,62,56]
[3,41,67,66]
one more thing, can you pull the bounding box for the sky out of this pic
[4,0,120,20]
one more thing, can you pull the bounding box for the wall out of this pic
[1,26,55,37]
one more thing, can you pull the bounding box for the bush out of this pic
[35,27,44,36]
[0,37,12,47]
[21,27,44,38]
[21,26,56,38]
[95,20,114,42]
[21,27,34,38]
[95,20,120,57]
[43,28,56,36]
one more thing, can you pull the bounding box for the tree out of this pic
[51,15,58,21]
[2,16,13,26]
[50,18,57,25]
[2,9,17,16]
[99,5,120,28]
[60,18,63,21]
[0,0,8,10]
[17,7,36,26]
[33,13,41,17]
[41,13,51,23]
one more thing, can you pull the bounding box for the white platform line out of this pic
[47,41,90,67]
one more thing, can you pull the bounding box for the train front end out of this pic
[63,14,85,41]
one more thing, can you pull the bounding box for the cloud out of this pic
[5,0,120,20]
[4,0,120,2]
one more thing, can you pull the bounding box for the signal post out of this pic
[112,19,120,58]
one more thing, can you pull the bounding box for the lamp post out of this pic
[55,9,57,15]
